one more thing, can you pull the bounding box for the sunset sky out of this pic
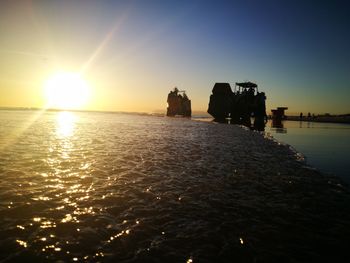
[0,0,349,114]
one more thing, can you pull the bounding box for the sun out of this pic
[44,72,91,110]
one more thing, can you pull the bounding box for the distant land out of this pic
[285,114,350,124]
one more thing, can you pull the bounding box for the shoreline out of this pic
[193,115,349,185]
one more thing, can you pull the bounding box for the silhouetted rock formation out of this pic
[208,82,267,129]
[167,87,191,117]
[208,83,233,121]
[271,107,288,122]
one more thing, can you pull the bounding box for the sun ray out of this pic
[79,12,129,75]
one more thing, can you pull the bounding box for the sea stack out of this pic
[167,87,191,117]
[207,83,233,121]
[208,82,267,128]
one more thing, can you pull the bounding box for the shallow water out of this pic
[266,120,350,184]
[0,110,349,262]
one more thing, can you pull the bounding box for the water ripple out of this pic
[0,111,349,262]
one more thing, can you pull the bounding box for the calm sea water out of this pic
[266,120,350,184]
[0,110,349,262]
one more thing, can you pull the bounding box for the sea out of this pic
[0,110,349,262]
[266,120,350,184]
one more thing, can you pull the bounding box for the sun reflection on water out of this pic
[56,111,76,138]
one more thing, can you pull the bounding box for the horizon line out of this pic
[0,106,349,117]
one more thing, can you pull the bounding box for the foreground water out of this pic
[0,110,349,262]
[266,120,350,184]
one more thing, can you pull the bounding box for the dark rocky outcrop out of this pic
[208,82,267,129]
[167,87,191,117]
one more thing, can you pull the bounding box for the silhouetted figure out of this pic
[299,112,303,120]
[307,112,311,119]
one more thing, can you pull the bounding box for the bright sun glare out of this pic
[44,72,91,110]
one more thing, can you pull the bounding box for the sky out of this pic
[0,0,349,114]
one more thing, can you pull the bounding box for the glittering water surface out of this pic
[0,110,349,262]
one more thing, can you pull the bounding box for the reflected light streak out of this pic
[56,111,76,137]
